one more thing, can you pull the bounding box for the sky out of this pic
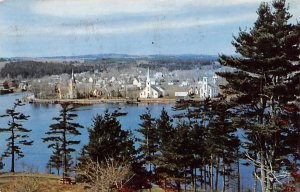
[0,0,299,57]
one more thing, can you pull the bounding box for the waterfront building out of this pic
[199,76,219,98]
[67,70,78,99]
[139,68,164,98]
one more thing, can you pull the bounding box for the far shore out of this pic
[27,97,190,105]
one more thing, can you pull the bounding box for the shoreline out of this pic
[29,97,182,105]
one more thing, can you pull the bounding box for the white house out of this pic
[188,86,200,95]
[132,78,142,88]
[175,91,189,97]
[139,68,163,98]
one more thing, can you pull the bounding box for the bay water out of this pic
[0,93,254,190]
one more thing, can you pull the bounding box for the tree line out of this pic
[0,61,93,78]
[0,97,298,191]
[0,58,216,79]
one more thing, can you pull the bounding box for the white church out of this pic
[139,68,164,99]
[189,75,220,98]
[199,75,219,98]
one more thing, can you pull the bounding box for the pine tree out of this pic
[217,0,299,191]
[42,103,83,177]
[206,100,240,192]
[156,107,173,146]
[137,107,158,179]
[164,121,193,192]
[84,110,135,163]
[47,142,62,175]
[0,99,33,173]
[172,98,214,190]
[155,108,175,186]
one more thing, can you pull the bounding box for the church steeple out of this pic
[146,68,151,97]
[71,69,74,81]
[147,67,150,81]
[68,69,77,99]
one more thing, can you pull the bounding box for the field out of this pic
[0,173,85,192]
[0,173,169,192]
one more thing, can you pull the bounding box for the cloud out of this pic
[32,0,263,18]
[9,13,255,36]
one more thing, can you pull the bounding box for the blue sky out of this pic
[0,0,299,57]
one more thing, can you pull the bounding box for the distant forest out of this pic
[0,58,216,78]
[0,61,93,78]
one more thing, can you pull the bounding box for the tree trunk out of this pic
[260,152,266,192]
[222,164,226,192]
[11,140,15,172]
[194,167,197,192]
[63,132,67,176]
[149,163,152,192]
[215,157,220,191]
[200,167,203,189]
[184,165,187,192]
[204,165,207,191]
[176,181,181,192]
[266,167,270,192]
[210,154,214,192]
[63,114,67,177]
[237,158,241,192]
[204,165,207,190]
[253,161,257,192]
[11,124,15,173]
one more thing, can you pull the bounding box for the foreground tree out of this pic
[42,103,83,176]
[0,99,33,173]
[84,110,135,163]
[206,100,240,192]
[218,0,299,191]
[46,142,62,175]
[137,108,158,178]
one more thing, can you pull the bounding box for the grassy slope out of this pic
[0,173,85,192]
[0,173,167,191]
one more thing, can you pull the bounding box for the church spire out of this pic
[71,69,74,80]
[147,67,150,81]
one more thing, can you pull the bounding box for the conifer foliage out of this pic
[46,142,62,175]
[218,0,299,191]
[42,103,83,176]
[84,110,135,163]
[0,99,33,173]
[137,107,158,176]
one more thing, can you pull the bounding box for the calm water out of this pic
[0,93,174,172]
[0,93,254,190]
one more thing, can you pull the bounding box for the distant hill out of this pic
[7,54,219,62]
[0,54,222,78]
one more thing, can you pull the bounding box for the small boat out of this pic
[126,100,139,105]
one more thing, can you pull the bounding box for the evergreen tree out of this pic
[47,142,62,175]
[163,121,193,192]
[206,100,240,192]
[155,108,175,186]
[156,107,173,147]
[172,98,213,190]
[0,99,33,173]
[42,103,83,177]
[217,0,299,191]
[84,110,135,163]
[137,107,158,178]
